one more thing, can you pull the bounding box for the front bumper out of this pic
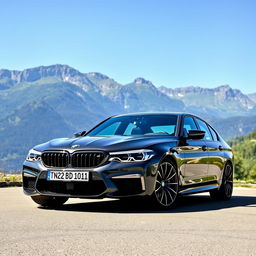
[22,157,160,199]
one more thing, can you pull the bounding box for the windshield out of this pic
[87,115,178,136]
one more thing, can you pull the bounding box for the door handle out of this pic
[202,145,207,151]
[219,145,223,151]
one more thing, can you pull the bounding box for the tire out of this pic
[31,195,68,207]
[210,163,233,200]
[150,159,179,209]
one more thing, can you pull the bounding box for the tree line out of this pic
[229,131,256,181]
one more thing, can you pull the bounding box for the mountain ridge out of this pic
[1,64,254,97]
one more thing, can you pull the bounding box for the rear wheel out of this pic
[210,163,233,200]
[31,195,68,207]
[150,160,179,208]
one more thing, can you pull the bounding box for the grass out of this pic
[234,184,254,188]
[234,179,256,184]
[0,173,22,182]
[234,179,256,188]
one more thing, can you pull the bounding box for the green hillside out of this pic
[0,78,120,130]
[0,101,74,171]
[229,131,256,181]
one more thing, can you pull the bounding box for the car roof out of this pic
[113,112,197,117]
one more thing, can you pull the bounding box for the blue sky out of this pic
[0,0,255,93]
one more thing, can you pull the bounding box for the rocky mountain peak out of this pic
[216,84,231,90]
[133,77,153,85]
[87,72,110,80]
[0,64,99,92]
[248,93,256,103]
[214,85,248,101]
[0,64,82,83]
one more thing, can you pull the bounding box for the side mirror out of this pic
[187,130,205,140]
[74,131,86,137]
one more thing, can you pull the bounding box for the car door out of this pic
[194,118,224,182]
[205,124,225,182]
[177,115,209,185]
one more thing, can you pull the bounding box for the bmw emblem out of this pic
[71,144,80,149]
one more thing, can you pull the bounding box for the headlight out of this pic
[26,149,42,162]
[109,149,155,162]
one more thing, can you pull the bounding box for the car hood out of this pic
[34,135,178,152]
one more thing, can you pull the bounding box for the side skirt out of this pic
[179,181,219,195]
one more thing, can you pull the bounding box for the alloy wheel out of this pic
[223,164,233,198]
[154,161,179,207]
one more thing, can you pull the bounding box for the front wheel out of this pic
[150,160,179,209]
[210,163,233,200]
[31,195,68,207]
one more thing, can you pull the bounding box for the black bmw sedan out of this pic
[23,113,234,209]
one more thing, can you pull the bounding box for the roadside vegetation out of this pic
[229,131,256,183]
[0,172,22,182]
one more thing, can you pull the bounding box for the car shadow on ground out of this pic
[40,194,256,214]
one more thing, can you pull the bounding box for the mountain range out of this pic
[0,64,256,172]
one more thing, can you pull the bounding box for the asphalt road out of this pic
[0,187,255,256]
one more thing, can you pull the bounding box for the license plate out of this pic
[47,171,89,182]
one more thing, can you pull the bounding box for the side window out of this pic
[183,116,198,133]
[195,118,213,141]
[208,126,218,141]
